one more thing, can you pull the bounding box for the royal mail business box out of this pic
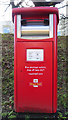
[12,7,59,113]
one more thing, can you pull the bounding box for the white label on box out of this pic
[27,49,44,61]
[33,79,38,87]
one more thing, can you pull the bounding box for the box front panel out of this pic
[16,42,53,113]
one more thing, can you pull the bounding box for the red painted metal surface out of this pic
[12,7,59,23]
[13,7,59,113]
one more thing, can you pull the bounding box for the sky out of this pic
[0,0,12,21]
[56,0,67,17]
[0,0,67,21]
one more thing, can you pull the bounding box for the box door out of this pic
[16,41,52,113]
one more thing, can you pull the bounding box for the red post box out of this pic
[12,7,59,113]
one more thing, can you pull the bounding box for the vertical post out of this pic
[17,15,21,38]
[49,14,53,38]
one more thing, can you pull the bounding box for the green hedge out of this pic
[2,34,68,119]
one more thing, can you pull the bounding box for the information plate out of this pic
[27,49,44,61]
